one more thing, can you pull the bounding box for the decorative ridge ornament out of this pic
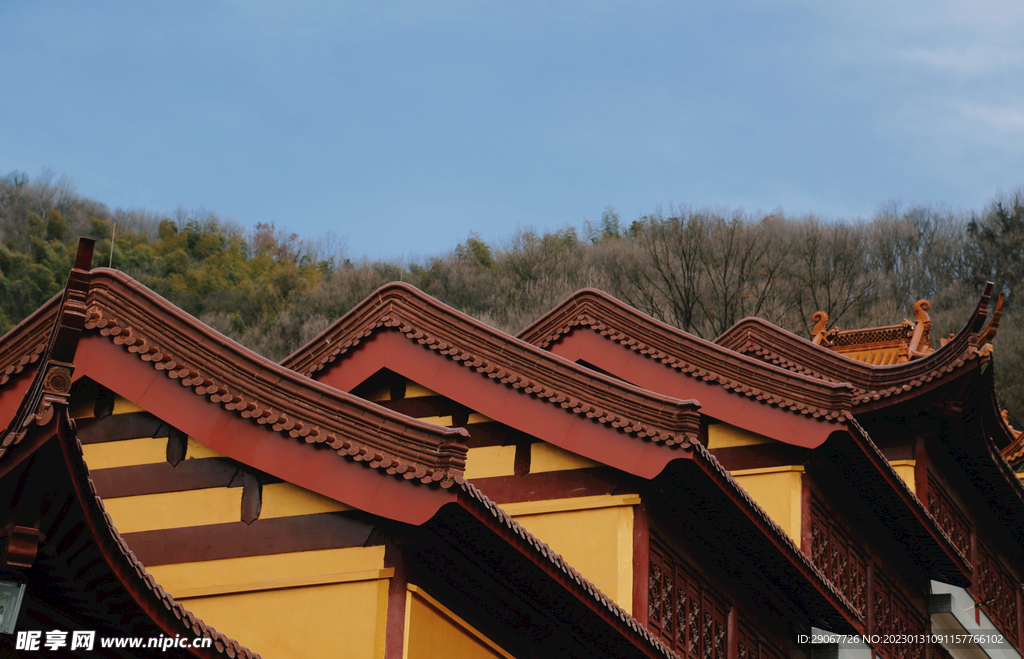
[714,283,1002,408]
[1,238,94,457]
[811,311,830,345]
[805,299,933,366]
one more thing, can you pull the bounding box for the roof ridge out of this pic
[84,270,469,487]
[516,289,854,422]
[0,294,57,388]
[283,282,703,449]
[713,293,998,404]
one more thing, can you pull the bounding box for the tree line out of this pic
[2,170,1023,421]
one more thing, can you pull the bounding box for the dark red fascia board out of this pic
[71,276,865,645]
[279,286,868,630]
[79,334,683,659]
[0,271,471,486]
[304,329,698,480]
[83,270,470,486]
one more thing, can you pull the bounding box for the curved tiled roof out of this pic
[713,284,1003,409]
[517,288,971,582]
[1,259,878,647]
[0,270,470,488]
[283,283,703,450]
[0,294,55,387]
[0,241,261,658]
[516,288,855,422]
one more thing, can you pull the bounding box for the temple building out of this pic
[0,240,1022,659]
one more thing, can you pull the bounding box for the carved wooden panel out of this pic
[738,622,786,659]
[810,496,867,618]
[873,572,927,659]
[649,537,728,659]
[977,541,1018,647]
[925,473,971,561]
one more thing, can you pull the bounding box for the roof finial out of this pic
[913,299,931,325]
[908,299,933,358]
[811,311,830,345]
[979,293,1004,346]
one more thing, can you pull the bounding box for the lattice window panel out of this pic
[810,497,867,618]
[925,474,971,561]
[649,539,728,659]
[738,623,786,659]
[976,541,1019,647]
[873,573,927,659]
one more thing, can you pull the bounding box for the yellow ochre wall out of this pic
[707,424,804,544]
[77,393,633,654]
[708,423,918,539]
[151,547,391,659]
[504,495,636,610]
[461,441,636,610]
[405,585,513,659]
[706,424,775,449]
[74,394,394,658]
[889,460,916,494]
[730,466,804,544]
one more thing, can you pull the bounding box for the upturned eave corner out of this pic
[711,283,1006,412]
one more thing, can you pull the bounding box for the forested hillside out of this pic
[3,170,1024,421]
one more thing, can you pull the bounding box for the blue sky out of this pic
[2,1,1023,259]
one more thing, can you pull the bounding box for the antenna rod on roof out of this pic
[109,222,116,268]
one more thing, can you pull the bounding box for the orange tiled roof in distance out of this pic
[809,299,934,366]
[715,283,1004,409]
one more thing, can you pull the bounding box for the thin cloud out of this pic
[901,46,1024,76]
[959,103,1024,135]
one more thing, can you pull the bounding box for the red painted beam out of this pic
[74,334,455,526]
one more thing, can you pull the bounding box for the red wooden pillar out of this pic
[384,541,409,659]
[800,471,812,557]
[632,501,650,626]
[727,606,738,659]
